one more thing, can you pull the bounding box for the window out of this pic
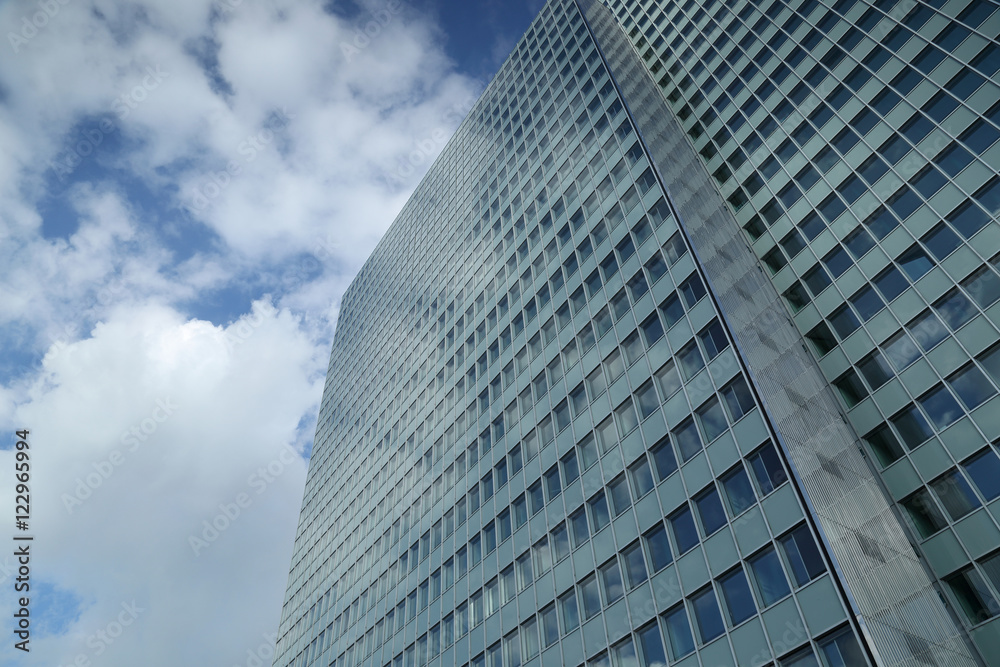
[615,398,640,437]
[934,289,976,330]
[559,589,580,631]
[516,552,533,591]
[719,567,756,626]
[695,486,727,537]
[662,604,695,660]
[544,465,561,500]
[748,442,786,495]
[635,380,659,420]
[946,567,999,625]
[721,465,755,516]
[697,397,729,442]
[902,489,948,539]
[561,450,579,486]
[864,425,905,468]
[599,558,625,605]
[908,310,949,352]
[589,491,611,532]
[949,364,996,410]
[698,319,728,359]
[690,587,725,643]
[670,505,699,555]
[918,384,963,430]
[963,265,1000,309]
[525,482,544,517]
[580,574,602,620]
[963,448,1000,501]
[609,474,632,517]
[533,537,552,575]
[930,469,981,521]
[749,547,791,607]
[779,524,826,586]
[673,418,703,462]
[678,341,705,380]
[540,604,559,648]
[721,377,755,421]
[644,523,673,572]
[628,456,655,499]
[650,435,678,480]
[636,622,667,667]
[654,360,681,399]
[512,494,527,529]
[858,351,893,390]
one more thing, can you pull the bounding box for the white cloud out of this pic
[0,301,323,666]
[0,0,486,664]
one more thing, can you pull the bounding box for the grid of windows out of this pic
[267,0,1000,664]
[610,0,1000,658]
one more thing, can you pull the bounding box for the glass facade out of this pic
[271,0,1000,666]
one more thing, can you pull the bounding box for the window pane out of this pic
[721,465,756,515]
[779,524,826,587]
[891,405,934,449]
[629,457,655,499]
[636,622,667,667]
[948,364,996,410]
[570,509,590,547]
[600,559,625,604]
[635,380,660,419]
[541,604,559,648]
[946,567,999,624]
[616,399,640,437]
[918,384,963,430]
[964,448,1000,501]
[644,524,674,572]
[930,469,982,520]
[963,265,1000,308]
[651,435,678,480]
[908,310,949,351]
[654,361,681,399]
[697,398,729,442]
[559,590,579,631]
[722,376,755,421]
[674,418,703,462]
[864,425,905,468]
[935,289,977,329]
[580,575,602,620]
[749,547,791,606]
[663,605,695,660]
[818,627,869,667]
[691,587,725,643]
[622,542,648,589]
[901,489,948,538]
[609,475,632,517]
[882,329,921,371]
[589,491,611,532]
[748,442,786,495]
[719,568,757,625]
[670,505,699,555]
[695,486,727,536]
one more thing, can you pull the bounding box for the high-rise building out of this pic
[271,0,1000,665]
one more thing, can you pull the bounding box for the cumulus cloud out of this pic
[0,0,484,664]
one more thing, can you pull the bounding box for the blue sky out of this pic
[0,0,539,664]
